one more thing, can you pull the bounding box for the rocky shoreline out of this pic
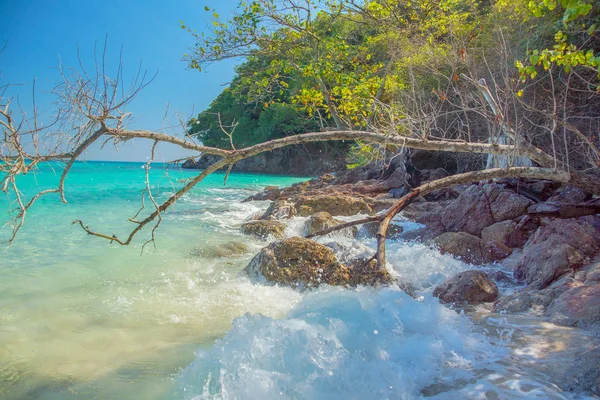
[234,155,600,395]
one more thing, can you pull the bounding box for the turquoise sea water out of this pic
[0,161,309,399]
[1,161,597,399]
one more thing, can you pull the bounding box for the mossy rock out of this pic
[245,237,351,287]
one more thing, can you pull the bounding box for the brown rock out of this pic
[434,232,510,265]
[560,346,600,396]
[360,221,403,239]
[513,217,600,289]
[441,185,496,236]
[433,270,499,304]
[486,184,533,222]
[260,200,298,220]
[481,220,526,249]
[296,194,373,217]
[304,212,357,237]
[546,284,600,330]
[240,220,287,240]
[244,237,351,287]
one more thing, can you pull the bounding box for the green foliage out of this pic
[346,141,376,169]
[516,0,600,85]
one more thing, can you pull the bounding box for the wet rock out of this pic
[360,221,403,239]
[513,216,600,289]
[486,270,516,284]
[481,220,526,249]
[493,289,555,314]
[240,220,287,240]
[584,261,600,283]
[345,256,394,287]
[296,194,373,217]
[191,241,249,258]
[561,346,600,396]
[244,237,351,287]
[260,200,298,220]
[546,284,600,330]
[434,232,510,265]
[433,270,499,304]
[368,198,398,213]
[304,212,357,237]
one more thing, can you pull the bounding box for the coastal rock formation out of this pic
[433,270,499,304]
[240,220,287,240]
[434,232,509,265]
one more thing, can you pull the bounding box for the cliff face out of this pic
[181,144,347,176]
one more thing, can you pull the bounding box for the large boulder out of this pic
[434,232,510,265]
[240,220,287,240]
[244,237,351,287]
[433,270,499,304]
[513,216,600,289]
[440,184,532,237]
[304,212,357,237]
[441,185,496,236]
[296,194,373,217]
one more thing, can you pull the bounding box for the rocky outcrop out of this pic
[434,232,510,265]
[244,237,394,288]
[296,194,373,216]
[240,220,287,240]
[304,212,357,237]
[433,270,499,304]
[513,216,600,289]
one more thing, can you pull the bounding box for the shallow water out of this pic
[1,162,598,399]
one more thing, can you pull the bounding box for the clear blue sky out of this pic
[0,0,240,162]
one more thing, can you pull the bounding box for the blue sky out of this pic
[0,0,240,161]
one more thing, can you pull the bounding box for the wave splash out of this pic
[175,287,500,399]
